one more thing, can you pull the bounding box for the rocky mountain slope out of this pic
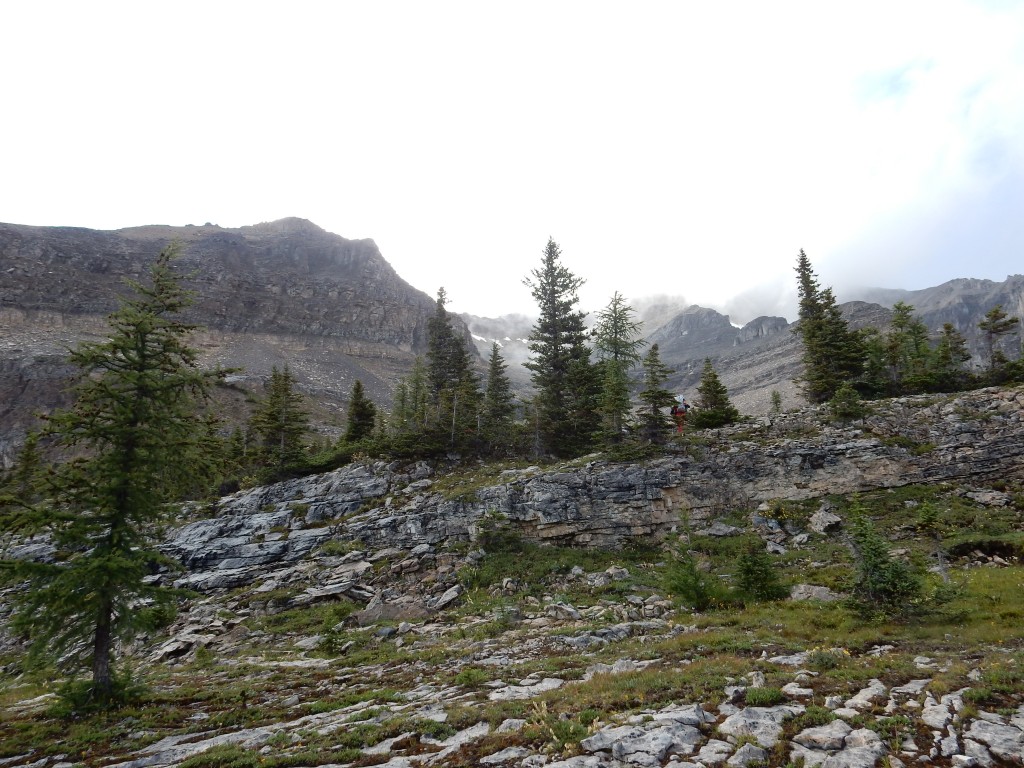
[2,386,1023,767]
[3,217,1022,470]
[0,219,463,467]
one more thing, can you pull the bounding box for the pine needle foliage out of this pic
[0,244,223,704]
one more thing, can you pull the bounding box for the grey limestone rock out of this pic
[793,719,852,750]
[717,705,805,748]
[964,719,1024,762]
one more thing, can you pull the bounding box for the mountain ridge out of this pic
[2,218,1023,467]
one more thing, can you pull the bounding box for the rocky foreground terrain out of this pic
[2,387,1024,767]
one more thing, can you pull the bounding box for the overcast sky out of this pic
[3,1,1023,324]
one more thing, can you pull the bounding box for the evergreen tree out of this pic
[635,343,677,442]
[593,292,645,366]
[390,357,430,436]
[0,246,223,702]
[344,380,377,443]
[860,302,932,396]
[249,365,310,475]
[931,323,972,392]
[884,302,931,394]
[978,304,1019,376]
[524,238,597,457]
[793,250,863,403]
[425,288,481,452]
[593,293,644,443]
[828,381,867,423]
[597,359,632,444]
[480,343,516,455]
[736,544,788,602]
[427,288,475,401]
[690,358,740,429]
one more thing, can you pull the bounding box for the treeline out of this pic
[794,250,1023,408]
[285,238,744,472]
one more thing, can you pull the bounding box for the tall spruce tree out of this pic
[249,365,310,475]
[480,342,516,455]
[635,343,677,442]
[593,293,645,443]
[343,380,377,443]
[690,358,740,429]
[793,250,863,403]
[0,246,223,702]
[524,238,597,457]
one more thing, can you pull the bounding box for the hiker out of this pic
[670,397,690,433]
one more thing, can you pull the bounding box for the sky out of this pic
[3,1,1023,325]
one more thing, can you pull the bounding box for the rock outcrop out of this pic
[163,386,1024,588]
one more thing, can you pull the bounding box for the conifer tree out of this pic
[593,293,644,443]
[0,245,223,702]
[690,358,740,429]
[978,304,1019,376]
[480,343,516,455]
[635,343,677,442]
[524,238,597,457]
[250,365,310,474]
[390,358,430,436]
[426,288,481,451]
[885,302,931,393]
[427,288,475,401]
[597,359,632,444]
[344,380,377,443]
[793,250,864,403]
[931,323,972,391]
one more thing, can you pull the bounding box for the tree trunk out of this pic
[92,600,114,698]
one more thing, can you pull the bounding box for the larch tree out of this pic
[0,245,223,703]
[931,323,972,391]
[524,238,597,457]
[978,304,1019,376]
[343,379,377,443]
[593,292,645,443]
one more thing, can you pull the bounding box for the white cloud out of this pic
[2,1,1022,321]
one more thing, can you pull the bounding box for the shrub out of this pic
[744,687,785,706]
[178,745,259,768]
